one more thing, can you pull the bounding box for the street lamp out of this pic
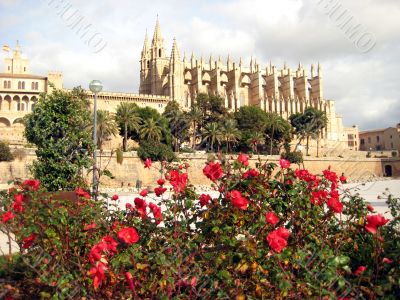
[89,80,103,198]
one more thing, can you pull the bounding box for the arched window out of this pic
[31,82,35,90]
[18,81,21,89]
[147,61,149,68]
[22,82,25,89]
[7,81,11,88]
[159,49,162,57]
[31,103,36,111]
[3,81,6,88]
[35,82,39,90]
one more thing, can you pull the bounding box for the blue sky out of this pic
[1,0,399,130]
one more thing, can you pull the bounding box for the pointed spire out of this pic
[298,62,302,70]
[141,30,150,57]
[183,51,187,63]
[311,63,315,77]
[170,37,180,61]
[13,40,21,58]
[284,61,287,69]
[152,17,163,46]
[317,62,322,77]
[239,57,243,66]
[227,54,232,65]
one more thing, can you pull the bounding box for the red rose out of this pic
[310,190,328,205]
[237,153,249,166]
[242,169,259,179]
[149,202,163,224]
[11,200,24,213]
[139,189,148,197]
[382,257,393,264]
[267,227,290,253]
[199,194,212,207]
[89,262,107,289]
[134,197,147,219]
[154,186,167,197]
[101,236,118,253]
[203,161,223,181]
[21,179,40,191]
[354,266,366,276]
[125,271,135,291]
[1,211,14,223]
[144,158,152,169]
[117,227,140,245]
[157,178,165,185]
[125,203,133,210]
[367,204,375,212]
[84,223,97,230]
[168,170,188,193]
[75,187,91,199]
[365,214,389,234]
[111,194,119,201]
[326,197,343,213]
[14,194,26,202]
[279,159,290,169]
[227,190,249,210]
[339,175,347,183]
[265,211,279,225]
[322,169,338,183]
[22,233,37,249]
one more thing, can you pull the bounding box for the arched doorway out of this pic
[384,165,392,177]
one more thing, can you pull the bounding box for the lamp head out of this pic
[89,80,103,93]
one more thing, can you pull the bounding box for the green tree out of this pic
[265,112,292,155]
[139,118,163,142]
[163,101,191,152]
[222,119,241,153]
[188,106,203,150]
[115,102,141,151]
[201,122,222,152]
[234,106,268,132]
[24,87,92,191]
[309,109,328,157]
[0,141,14,162]
[95,110,118,151]
[246,131,265,153]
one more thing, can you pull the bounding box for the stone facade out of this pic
[359,124,400,152]
[139,19,352,145]
[1,21,357,149]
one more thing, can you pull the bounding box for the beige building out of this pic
[139,19,353,146]
[1,20,357,151]
[359,124,400,152]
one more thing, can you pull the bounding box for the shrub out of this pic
[0,141,14,162]
[137,140,176,162]
[281,150,303,164]
[0,158,399,298]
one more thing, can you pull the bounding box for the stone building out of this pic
[360,124,400,152]
[139,19,352,145]
[1,20,357,151]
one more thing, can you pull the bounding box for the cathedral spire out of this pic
[152,17,163,46]
[141,30,150,58]
[170,37,180,61]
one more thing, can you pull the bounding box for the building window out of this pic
[360,139,365,145]
[31,103,36,111]
[159,49,161,57]
[147,61,149,68]
[7,81,11,88]
[368,137,371,143]
[22,82,25,89]
[18,81,21,89]
[17,102,25,111]
[35,82,39,90]
[376,136,380,142]
[391,142,394,149]
[24,67,26,72]
[8,66,10,71]
[3,80,7,88]
[390,135,393,139]
[31,82,35,90]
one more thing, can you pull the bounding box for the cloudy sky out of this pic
[0,0,399,130]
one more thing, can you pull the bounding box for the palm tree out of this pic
[201,122,222,152]
[309,109,328,157]
[189,106,203,150]
[222,119,241,153]
[115,102,141,151]
[95,110,118,151]
[265,112,287,155]
[140,118,162,142]
[246,131,265,153]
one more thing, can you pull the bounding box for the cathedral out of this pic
[0,19,358,151]
[139,19,353,144]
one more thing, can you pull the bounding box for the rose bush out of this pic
[0,156,399,299]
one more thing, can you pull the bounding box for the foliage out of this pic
[116,148,124,165]
[24,87,93,191]
[1,160,399,299]
[137,140,176,163]
[0,141,14,162]
[281,150,304,165]
[115,102,141,152]
[95,110,118,151]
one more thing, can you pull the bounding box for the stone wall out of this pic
[1,150,399,189]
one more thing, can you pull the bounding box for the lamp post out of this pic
[89,80,103,198]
